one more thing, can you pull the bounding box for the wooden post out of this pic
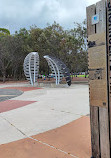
[87,0,110,157]
[107,0,111,147]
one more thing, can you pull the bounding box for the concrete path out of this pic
[0,83,90,158]
[0,84,89,144]
[0,116,91,158]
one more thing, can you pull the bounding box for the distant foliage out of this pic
[0,28,10,36]
[0,21,88,82]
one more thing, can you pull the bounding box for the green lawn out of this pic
[71,75,88,78]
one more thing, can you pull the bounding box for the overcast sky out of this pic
[0,0,99,34]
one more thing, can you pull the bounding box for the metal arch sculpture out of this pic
[59,60,71,86]
[44,56,58,85]
[24,52,39,86]
[44,55,71,86]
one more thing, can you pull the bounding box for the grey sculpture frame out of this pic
[44,55,71,86]
[44,56,58,85]
[24,52,39,86]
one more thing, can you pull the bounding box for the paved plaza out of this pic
[0,82,91,158]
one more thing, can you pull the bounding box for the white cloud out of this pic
[85,0,101,6]
[0,0,100,33]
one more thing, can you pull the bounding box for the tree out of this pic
[0,28,10,36]
[0,21,88,82]
[0,35,31,82]
[0,36,13,82]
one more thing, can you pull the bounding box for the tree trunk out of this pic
[2,71,6,83]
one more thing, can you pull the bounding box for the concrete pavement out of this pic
[0,116,91,158]
[0,82,90,158]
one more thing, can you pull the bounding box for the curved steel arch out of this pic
[44,56,58,85]
[49,56,63,84]
[44,55,71,86]
[57,60,71,86]
[24,52,39,86]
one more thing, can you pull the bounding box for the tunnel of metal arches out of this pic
[44,55,71,86]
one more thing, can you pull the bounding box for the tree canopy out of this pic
[0,28,10,36]
[0,21,88,82]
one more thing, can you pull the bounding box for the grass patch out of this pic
[71,75,88,78]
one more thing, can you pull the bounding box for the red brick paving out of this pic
[0,81,28,85]
[0,116,91,158]
[1,87,42,92]
[0,139,72,158]
[32,116,91,158]
[38,77,88,83]
[0,100,36,113]
[71,77,88,81]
